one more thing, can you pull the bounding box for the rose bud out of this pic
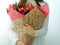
[18,8,22,12]
[29,5,34,10]
[26,7,30,11]
[21,4,26,11]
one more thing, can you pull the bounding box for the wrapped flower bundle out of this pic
[7,0,48,45]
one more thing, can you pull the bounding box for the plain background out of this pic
[0,0,60,45]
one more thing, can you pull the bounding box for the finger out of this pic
[20,24,26,28]
[18,24,26,28]
[12,28,17,33]
[17,24,26,32]
[25,24,31,27]
[22,24,28,27]
[17,27,26,33]
[18,28,23,32]
[18,24,23,29]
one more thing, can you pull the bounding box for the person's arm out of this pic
[35,16,49,37]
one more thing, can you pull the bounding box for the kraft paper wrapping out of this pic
[12,7,46,45]
[8,4,46,45]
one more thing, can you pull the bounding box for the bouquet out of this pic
[7,0,47,45]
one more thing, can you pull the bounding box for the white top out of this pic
[9,1,49,45]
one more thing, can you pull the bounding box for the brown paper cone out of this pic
[12,7,46,45]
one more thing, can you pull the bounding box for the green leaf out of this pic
[15,1,19,8]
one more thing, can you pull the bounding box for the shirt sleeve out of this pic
[34,2,49,37]
[8,20,19,45]
[35,16,49,37]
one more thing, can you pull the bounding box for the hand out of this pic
[17,24,35,37]
[16,40,25,45]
